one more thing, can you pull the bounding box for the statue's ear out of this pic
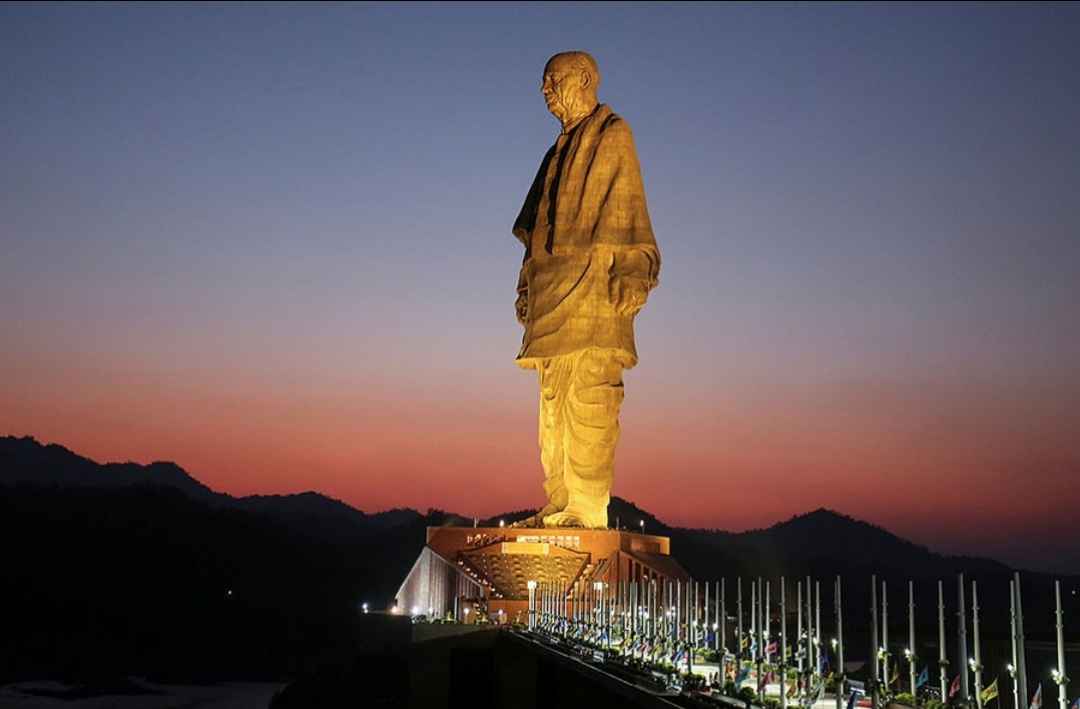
[580,70,591,90]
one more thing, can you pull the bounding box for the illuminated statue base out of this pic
[394,526,688,624]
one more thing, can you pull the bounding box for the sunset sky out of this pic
[3,3,1078,572]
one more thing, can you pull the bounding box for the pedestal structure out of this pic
[395,526,689,625]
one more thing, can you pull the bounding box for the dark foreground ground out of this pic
[270,621,689,709]
[0,679,284,708]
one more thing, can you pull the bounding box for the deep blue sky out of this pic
[3,3,1079,572]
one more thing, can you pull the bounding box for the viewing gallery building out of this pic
[396,526,690,623]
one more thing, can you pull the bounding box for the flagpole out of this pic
[759,577,766,701]
[1014,572,1029,709]
[690,579,696,675]
[816,580,822,680]
[738,576,744,664]
[645,578,650,650]
[721,578,727,655]
[782,576,788,709]
[836,576,846,709]
[1010,580,1020,709]
[758,577,765,700]
[1053,580,1067,709]
[767,579,772,663]
[706,577,710,654]
[677,579,682,647]
[872,575,881,709]
[960,573,971,706]
[940,580,948,703]
[751,577,757,657]
[973,579,984,709]
[883,579,889,690]
[767,577,772,659]
[910,580,917,697]
[798,581,805,676]
[808,575,815,683]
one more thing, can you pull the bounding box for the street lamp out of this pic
[464,607,471,623]
[527,580,537,630]
[639,520,644,533]
[362,602,368,614]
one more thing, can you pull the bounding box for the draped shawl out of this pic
[512,104,661,368]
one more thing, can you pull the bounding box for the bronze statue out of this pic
[512,51,660,528]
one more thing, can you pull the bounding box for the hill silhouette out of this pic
[0,435,1071,686]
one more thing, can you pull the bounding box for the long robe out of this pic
[512,104,661,368]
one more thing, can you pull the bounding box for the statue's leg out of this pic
[542,348,624,529]
[514,356,571,527]
[539,355,572,512]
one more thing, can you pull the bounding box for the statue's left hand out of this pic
[609,275,649,316]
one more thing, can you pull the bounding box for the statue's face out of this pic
[542,58,591,123]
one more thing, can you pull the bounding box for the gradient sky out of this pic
[3,3,1078,572]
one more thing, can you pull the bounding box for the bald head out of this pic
[545,51,601,91]
[542,51,601,130]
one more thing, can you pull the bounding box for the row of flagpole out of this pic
[522,571,1071,709]
[867,572,1072,709]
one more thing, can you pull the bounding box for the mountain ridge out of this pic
[1,434,1013,576]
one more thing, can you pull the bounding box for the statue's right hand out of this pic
[515,290,528,324]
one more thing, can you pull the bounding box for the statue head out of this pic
[542,51,600,128]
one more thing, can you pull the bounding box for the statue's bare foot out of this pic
[511,504,559,528]
[543,506,607,529]
[542,510,588,528]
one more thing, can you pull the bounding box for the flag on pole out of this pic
[847,690,859,709]
[980,679,999,705]
[916,667,929,689]
[788,681,798,698]
[1030,684,1043,709]
[949,675,962,699]
[889,666,900,687]
[736,665,751,684]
